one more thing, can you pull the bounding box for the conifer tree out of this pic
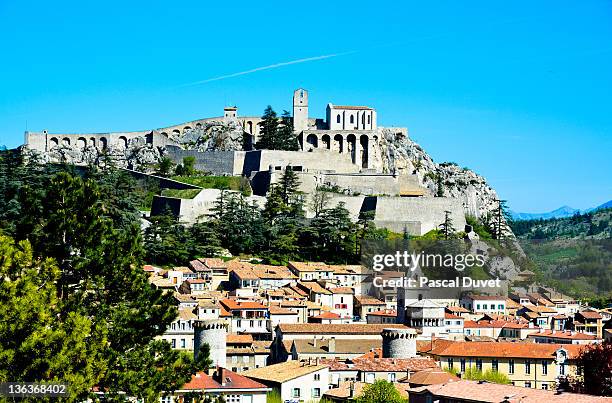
[255,106,279,150]
[278,110,299,151]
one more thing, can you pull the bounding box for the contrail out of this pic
[176,51,356,87]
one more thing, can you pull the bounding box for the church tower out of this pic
[292,88,309,133]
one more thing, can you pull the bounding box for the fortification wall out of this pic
[164,147,245,175]
[242,149,359,177]
[374,197,466,235]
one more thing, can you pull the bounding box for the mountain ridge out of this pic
[511,200,612,221]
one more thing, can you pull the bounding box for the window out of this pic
[160,396,172,403]
[476,359,482,371]
[509,360,515,374]
[498,304,504,310]
[232,356,238,363]
[492,360,498,372]
[368,115,371,124]
[336,114,341,123]
[525,381,532,388]
[292,388,301,398]
[476,304,481,310]
[560,363,566,375]
[243,355,249,363]
[350,115,354,124]
[237,320,241,327]
[460,359,466,372]
[314,373,320,381]
[541,383,549,390]
[448,358,454,369]
[388,373,396,382]
[171,339,176,348]
[312,388,321,398]
[542,361,548,375]
[482,304,488,310]
[180,339,186,349]
[525,360,531,374]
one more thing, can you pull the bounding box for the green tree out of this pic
[356,379,405,403]
[255,106,279,150]
[157,156,175,177]
[175,156,197,176]
[438,210,456,240]
[277,110,299,151]
[6,171,207,401]
[0,235,106,400]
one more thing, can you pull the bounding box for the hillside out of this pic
[511,208,612,240]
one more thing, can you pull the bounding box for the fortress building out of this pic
[23,89,468,236]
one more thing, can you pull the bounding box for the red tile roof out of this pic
[180,368,268,391]
[429,340,585,359]
[220,299,268,310]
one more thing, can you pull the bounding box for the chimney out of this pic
[329,337,336,353]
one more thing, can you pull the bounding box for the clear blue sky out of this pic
[1,1,610,212]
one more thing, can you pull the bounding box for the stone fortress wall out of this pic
[26,88,470,236]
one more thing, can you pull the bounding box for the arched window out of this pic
[350,115,354,124]
[368,115,371,124]
[362,114,365,125]
[336,114,341,123]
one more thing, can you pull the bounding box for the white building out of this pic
[460,295,507,316]
[243,360,330,402]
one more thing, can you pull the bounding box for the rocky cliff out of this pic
[371,127,500,220]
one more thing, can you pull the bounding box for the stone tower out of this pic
[194,320,227,367]
[382,328,417,358]
[293,88,309,133]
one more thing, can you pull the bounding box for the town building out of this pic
[242,360,330,402]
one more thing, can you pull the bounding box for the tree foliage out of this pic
[255,106,299,150]
[356,380,406,403]
[0,156,208,401]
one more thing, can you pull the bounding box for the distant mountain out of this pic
[510,206,580,221]
[511,206,612,240]
[511,200,612,221]
[586,200,612,213]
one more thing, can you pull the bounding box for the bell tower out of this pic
[292,88,309,133]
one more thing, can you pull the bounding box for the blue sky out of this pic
[0,1,610,212]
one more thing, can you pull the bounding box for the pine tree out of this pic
[6,171,207,400]
[255,106,279,150]
[278,166,303,217]
[277,110,299,151]
[438,210,456,240]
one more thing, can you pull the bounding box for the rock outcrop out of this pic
[372,127,500,219]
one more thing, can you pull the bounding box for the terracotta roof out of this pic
[323,381,367,399]
[178,308,196,320]
[446,306,469,313]
[444,312,463,320]
[312,311,342,320]
[187,279,207,284]
[357,348,382,359]
[299,281,332,295]
[521,304,557,314]
[320,357,437,372]
[330,287,354,294]
[180,368,268,391]
[288,261,334,272]
[227,334,254,344]
[242,360,327,383]
[292,339,380,354]
[527,329,599,340]
[409,379,612,402]
[404,368,459,386]
[354,295,386,306]
[368,309,397,317]
[429,340,585,359]
[269,305,298,315]
[578,310,603,319]
[199,257,228,269]
[220,299,267,310]
[189,259,209,272]
[278,323,409,335]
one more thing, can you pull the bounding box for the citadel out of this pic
[23,88,505,236]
